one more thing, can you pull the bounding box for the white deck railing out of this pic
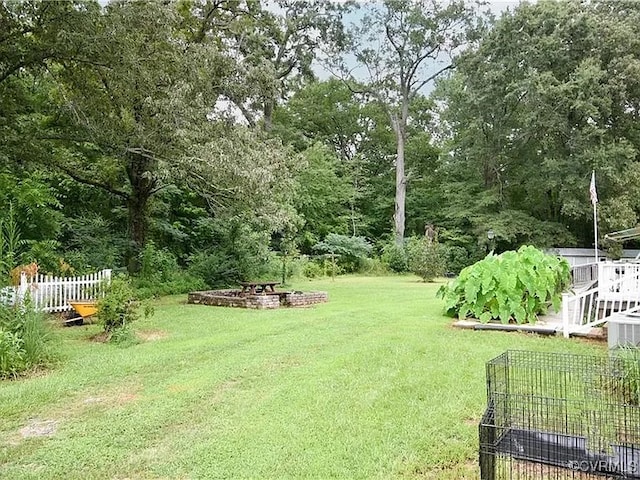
[562,263,640,337]
[14,269,112,312]
[571,262,598,286]
[598,262,640,301]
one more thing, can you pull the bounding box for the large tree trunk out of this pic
[263,100,274,132]
[391,99,408,245]
[125,150,157,274]
[127,195,148,274]
[394,134,406,245]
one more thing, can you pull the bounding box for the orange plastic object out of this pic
[69,300,98,319]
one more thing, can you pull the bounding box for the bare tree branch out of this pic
[50,162,129,200]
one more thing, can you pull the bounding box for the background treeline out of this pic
[1,0,639,292]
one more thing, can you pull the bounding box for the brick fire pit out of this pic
[187,289,328,309]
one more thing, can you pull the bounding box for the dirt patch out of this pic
[136,329,168,342]
[5,384,142,448]
[82,396,105,404]
[19,419,58,438]
[265,356,302,372]
[89,331,110,343]
[114,392,140,405]
[167,384,191,393]
[82,386,141,408]
[81,393,139,406]
[464,416,479,427]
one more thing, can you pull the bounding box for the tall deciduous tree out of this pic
[340,0,481,244]
[273,78,396,239]
[0,0,101,170]
[45,1,205,272]
[185,0,351,130]
[437,0,640,249]
[0,0,101,86]
[9,1,297,273]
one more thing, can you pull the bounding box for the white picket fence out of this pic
[11,269,112,313]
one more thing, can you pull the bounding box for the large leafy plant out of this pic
[437,245,570,324]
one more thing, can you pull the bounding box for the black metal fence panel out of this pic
[480,350,640,479]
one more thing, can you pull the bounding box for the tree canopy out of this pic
[2,0,639,286]
[436,0,640,250]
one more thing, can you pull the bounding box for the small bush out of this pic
[0,301,55,379]
[132,242,206,297]
[437,245,570,324]
[188,242,271,288]
[302,260,324,279]
[380,243,408,273]
[261,254,308,285]
[139,241,180,283]
[610,346,640,405]
[441,245,472,275]
[406,236,446,282]
[97,276,152,343]
[313,234,372,273]
[359,257,390,276]
[0,329,24,378]
[134,271,206,299]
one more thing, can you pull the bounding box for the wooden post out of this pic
[331,252,336,281]
[562,292,570,338]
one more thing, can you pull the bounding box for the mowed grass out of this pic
[0,276,604,479]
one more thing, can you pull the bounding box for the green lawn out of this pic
[0,276,604,479]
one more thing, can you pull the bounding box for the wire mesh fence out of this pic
[480,350,640,479]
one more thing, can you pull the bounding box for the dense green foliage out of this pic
[96,276,151,343]
[1,0,640,287]
[610,346,640,405]
[0,301,54,378]
[437,246,571,324]
[339,0,481,244]
[435,0,640,251]
[406,237,446,282]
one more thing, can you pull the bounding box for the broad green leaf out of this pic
[513,305,527,324]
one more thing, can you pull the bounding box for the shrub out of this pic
[188,230,272,288]
[313,233,372,273]
[359,257,389,276]
[139,241,180,283]
[0,329,24,378]
[134,271,206,299]
[302,259,324,279]
[610,345,640,405]
[132,241,207,298]
[61,213,127,274]
[380,243,408,273]
[260,255,309,285]
[97,276,152,343]
[406,236,446,282]
[0,300,55,378]
[437,245,570,324]
[441,245,472,275]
